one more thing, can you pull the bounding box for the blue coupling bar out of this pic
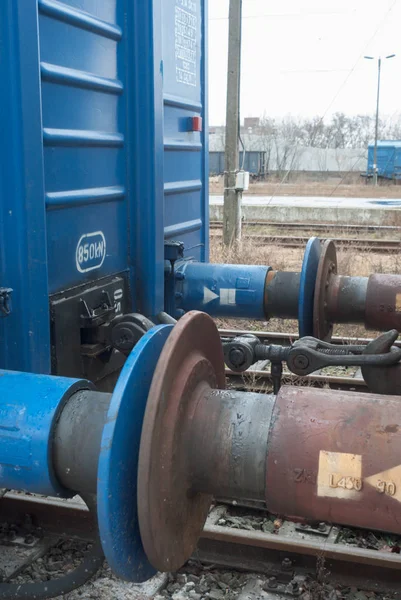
[175,261,271,320]
[0,370,91,496]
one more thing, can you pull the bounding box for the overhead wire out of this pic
[218,0,398,193]
[260,0,399,197]
[318,0,398,123]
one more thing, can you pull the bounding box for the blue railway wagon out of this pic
[367,140,401,179]
[3,1,401,592]
[209,151,224,175]
[0,0,208,383]
[209,150,263,175]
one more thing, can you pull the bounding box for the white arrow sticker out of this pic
[203,287,219,305]
[365,465,401,501]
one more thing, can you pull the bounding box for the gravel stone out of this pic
[0,523,399,599]
[207,590,225,599]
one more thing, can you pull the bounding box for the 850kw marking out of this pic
[76,231,106,273]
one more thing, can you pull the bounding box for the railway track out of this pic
[226,368,366,392]
[211,232,401,253]
[0,492,399,598]
[0,333,399,596]
[198,506,401,596]
[210,220,401,234]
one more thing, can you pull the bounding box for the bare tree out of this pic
[255,113,275,176]
[316,147,328,171]
[273,117,303,178]
[300,116,327,147]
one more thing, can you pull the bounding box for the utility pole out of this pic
[223,0,242,246]
[365,54,395,186]
[373,57,382,187]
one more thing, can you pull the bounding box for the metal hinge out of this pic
[0,288,12,317]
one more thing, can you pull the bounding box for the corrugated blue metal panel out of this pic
[209,151,262,175]
[38,0,128,294]
[162,0,208,263]
[367,141,401,179]
[241,151,260,174]
[209,152,222,175]
[395,148,401,178]
[378,146,394,179]
[0,1,50,373]
[0,0,207,373]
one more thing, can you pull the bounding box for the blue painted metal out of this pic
[298,237,321,338]
[39,0,129,295]
[0,0,208,374]
[209,152,223,175]
[97,325,172,582]
[163,0,209,264]
[175,261,271,319]
[0,370,91,496]
[0,0,50,373]
[128,0,164,317]
[209,151,263,176]
[367,140,401,180]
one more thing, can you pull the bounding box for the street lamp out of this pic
[364,54,396,185]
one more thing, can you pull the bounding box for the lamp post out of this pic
[364,54,396,185]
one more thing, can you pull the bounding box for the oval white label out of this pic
[75,231,106,273]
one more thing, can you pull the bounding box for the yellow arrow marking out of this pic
[365,465,401,501]
[318,451,362,500]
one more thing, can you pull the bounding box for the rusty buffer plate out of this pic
[266,386,401,534]
[366,273,401,332]
[313,239,337,341]
[137,311,226,572]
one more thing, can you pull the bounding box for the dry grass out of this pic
[210,178,401,199]
[210,236,401,339]
[210,223,399,240]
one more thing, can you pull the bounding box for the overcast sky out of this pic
[209,0,401,125]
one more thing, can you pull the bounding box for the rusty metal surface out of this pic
[266,386,401,534]
[198,517,401,593]
[264,271,301,320]
[313,240,337,340]
[190,390,275,502]
[366,273,401,331]
[326,275,368,324]
[202,523,401,570]
[0,493,95,539]
[137,311,226,573]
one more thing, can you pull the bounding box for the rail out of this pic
[198,506,401,594]
[210,220,401,233]
[211,232,401,253]
[0,464,399,595]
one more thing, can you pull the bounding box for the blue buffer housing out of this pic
[0,325,173,582]
[0,370,91,496]
[175,262,271,319]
